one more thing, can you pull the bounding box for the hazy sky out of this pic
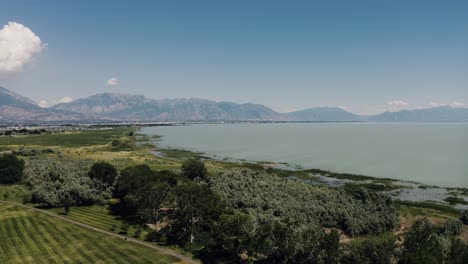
[0,0,467,115]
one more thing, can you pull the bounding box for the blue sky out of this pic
[0,0,467,114]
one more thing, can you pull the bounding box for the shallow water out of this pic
[141,123,468,187]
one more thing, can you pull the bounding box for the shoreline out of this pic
[138,131,468,211]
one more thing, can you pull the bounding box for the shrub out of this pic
[441,219,463,236]
[461,211,468,225]
[211,169,398,236]
[181,159,207,180]
[0,154,25,184]
[25,156,105,207]
[88,162,118,188]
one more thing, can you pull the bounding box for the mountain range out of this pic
[0,87,99,123]
[1,86,467,123]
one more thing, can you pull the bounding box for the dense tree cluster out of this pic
[181,159,208,180]
[399,219,468,264]
[24,157,117,207]
[0,154,25,184]
[111,164,179,221]
[210,169,398,236]
[18,155,468,263]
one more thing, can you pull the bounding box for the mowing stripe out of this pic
[0,200,197,264]
[16,215,58,264]
[4,216,32,264]
[0,214,15,264]
[28,214,80,264]
[41,217,114,264]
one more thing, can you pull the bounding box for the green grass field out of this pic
[0,203,183,264]
[0,185,30,203]
[0,128,132,147]
[50,205,149,239]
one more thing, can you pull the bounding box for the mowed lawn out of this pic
[50,205,149,239]
[0,203,184,264]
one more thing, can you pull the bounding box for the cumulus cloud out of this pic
[450,101,465,108]
[57,96,73,104]
[385,100,410,112]
[429,101,444,107]
[38,100,48,108]
[0,22,44,76]
[386,100,409,107]
[429,101,465,108]
[37,96,73,108]
[106,77,118,86]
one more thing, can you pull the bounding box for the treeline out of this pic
[1,128,50,136]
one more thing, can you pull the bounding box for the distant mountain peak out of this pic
[2,87,467,123]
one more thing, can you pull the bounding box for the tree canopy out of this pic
[181,159,207,180]
[0,154,25,184]
[88,162,118,189]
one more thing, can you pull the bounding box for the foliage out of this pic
[210,169,398,236]
[461,210,468,225]
[24,156,107,207]
[112,164,179,222]
[340,234,396,264]
[181,159,207,180]
[445,196,468,205]
[88,162,118,189]
[399,219,468,264]
[441,219,463,236]
[160,182,225,245]
[0,154,25,184]
[114,164,177,199]
[111,139,134,151]
[198,215,341,264]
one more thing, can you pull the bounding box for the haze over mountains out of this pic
[1,86,467,123]
[0,87,96,123]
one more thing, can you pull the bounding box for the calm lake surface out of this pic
[141,123,468,188]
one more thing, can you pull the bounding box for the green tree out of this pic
[441,219,463,236]
[88,161,118,189]
[181,159,207,180]
[164,182,224,245]
[399,219,444,264]
[136,181,172,222]
[0,154,25,184]
[341,234,396,264]
[461,210,468,225]
[63,197,72,215]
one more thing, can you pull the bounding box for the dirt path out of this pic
[0,200,199,264]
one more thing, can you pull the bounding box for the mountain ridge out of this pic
[0,87,106,123]
[1,87,467,123]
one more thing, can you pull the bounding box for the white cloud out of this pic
[0,22,44,76]
[37,96,73,108]
[38,100,48,108]
[450,101,465,108]
[429,101,465,108]
[386,100,409,107]
[106,77,118,86]
[429,101,444,107]
[385,100,410,112]
[57,96,73,103]
[338,105,348,110]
